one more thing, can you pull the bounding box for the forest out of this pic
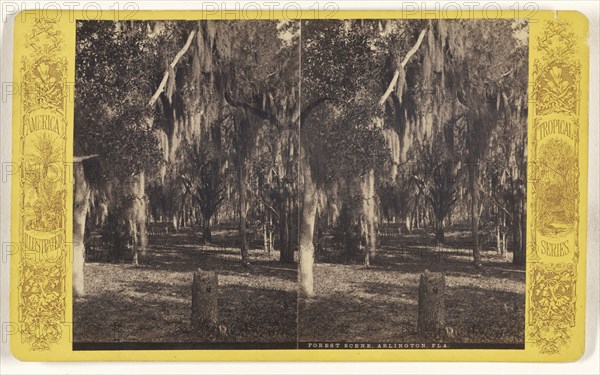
[72,18,528,346]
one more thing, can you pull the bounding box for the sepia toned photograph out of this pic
[297,19,528,348]
[72,19,300,349]
[72,18,528,350]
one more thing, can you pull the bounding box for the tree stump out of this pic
[191,269,219,336]
[417,271,446,337]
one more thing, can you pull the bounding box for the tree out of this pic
[431,19,528,266]
[299,19,430,294]
[208,20,300,265]
[180,141,226,242]
[75,20,195,271]
[249,124,298,263]
[412,136,460,244]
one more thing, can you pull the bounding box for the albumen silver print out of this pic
[72,17,528,350]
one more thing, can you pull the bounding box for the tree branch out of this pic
[248,188,280,221]
[298,97,335,127]
[379,28,428,106]
[478,182,513,221]
[148,30,197,107]
[224,92,277,123]
[73,154,99,163]
[179,175,194,196]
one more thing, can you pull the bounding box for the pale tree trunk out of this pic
[361,170,377,266]
[73,162,90,297]
[130,172,147,265]
[263,209,269,252]
[299,151,317,297]
[359,218,368,266]
[499,211,508,258]
[171,214,178,233]
[415,206,420,230]
[137,173,148,251]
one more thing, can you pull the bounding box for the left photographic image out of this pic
[72,20,300,349]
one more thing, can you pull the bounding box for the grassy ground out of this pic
[74,228,297,343]
[300,229,525,344]
[75,228,525,345]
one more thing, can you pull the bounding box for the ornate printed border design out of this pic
[18,17,68,351]
[527,19,582,355]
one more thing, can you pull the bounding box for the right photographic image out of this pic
[298,18,529,348]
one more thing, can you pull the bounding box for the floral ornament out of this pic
[529,264,577,354]
[538,65,577,114]
[35,63,56,87]
[22,17,66,112]
[537,20,577,60]
[23,132,65,232]
[26,18,63,57]
[33,62,62,109]
[528,320,571,355]
[547,67,568,98]
[20,263,64,350]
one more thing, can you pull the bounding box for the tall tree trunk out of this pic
[279,198,293,263]
[469,162,482,267]
[496,217,502,255]
[180,194,186,228]
[315,210,323,257]
[502,228,507,258]
[287,195,294,257]
[237,157,249,265]
[299,152,317,297]
[268,214,274,254]
[203,216,212,243]
[171,214,178,233]
[512,192,526,266]
[415,206,420,230]
[361,170,377,266]
[130,172,147,265]
[73,162,90,297]
[263,210,269,252]
[435,216,445,244]
[138,174,148,251]
[500,211,507,258]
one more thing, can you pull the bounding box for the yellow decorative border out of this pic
[526,17,586,356]
[15,17,70,352]
[10,10,588,361]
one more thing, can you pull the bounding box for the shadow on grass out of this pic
[74,282,298,344]
[369,253,525,284]
[76,229,298,344]
[299,282,524,345]
[136,235,297,282]
[299,293,417,342]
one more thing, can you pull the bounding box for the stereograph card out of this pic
[5,8,590,362]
